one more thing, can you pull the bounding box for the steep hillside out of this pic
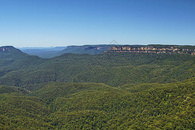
[0,46,45,86]
[0,46,45,68]
[0,46,27,66]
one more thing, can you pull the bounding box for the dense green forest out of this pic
[1,47,195,89]
[0,46,195,129]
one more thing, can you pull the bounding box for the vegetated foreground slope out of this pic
[0,78,194,129]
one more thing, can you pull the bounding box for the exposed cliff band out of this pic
[108,45,195,55]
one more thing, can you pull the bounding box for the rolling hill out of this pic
[0,78,194,129]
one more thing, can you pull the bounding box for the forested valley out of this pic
[0,46,194,129]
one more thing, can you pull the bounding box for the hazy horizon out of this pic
[1,42,194,48]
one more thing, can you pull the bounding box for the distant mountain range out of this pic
[58,45,114,55]
[20,46,67,58]
[20,45,115,58]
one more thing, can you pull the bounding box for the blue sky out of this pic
[0,0,195,47]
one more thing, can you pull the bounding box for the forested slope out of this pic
[0,47,195,89]
[0,78,194,129]
[0,46,195,129]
